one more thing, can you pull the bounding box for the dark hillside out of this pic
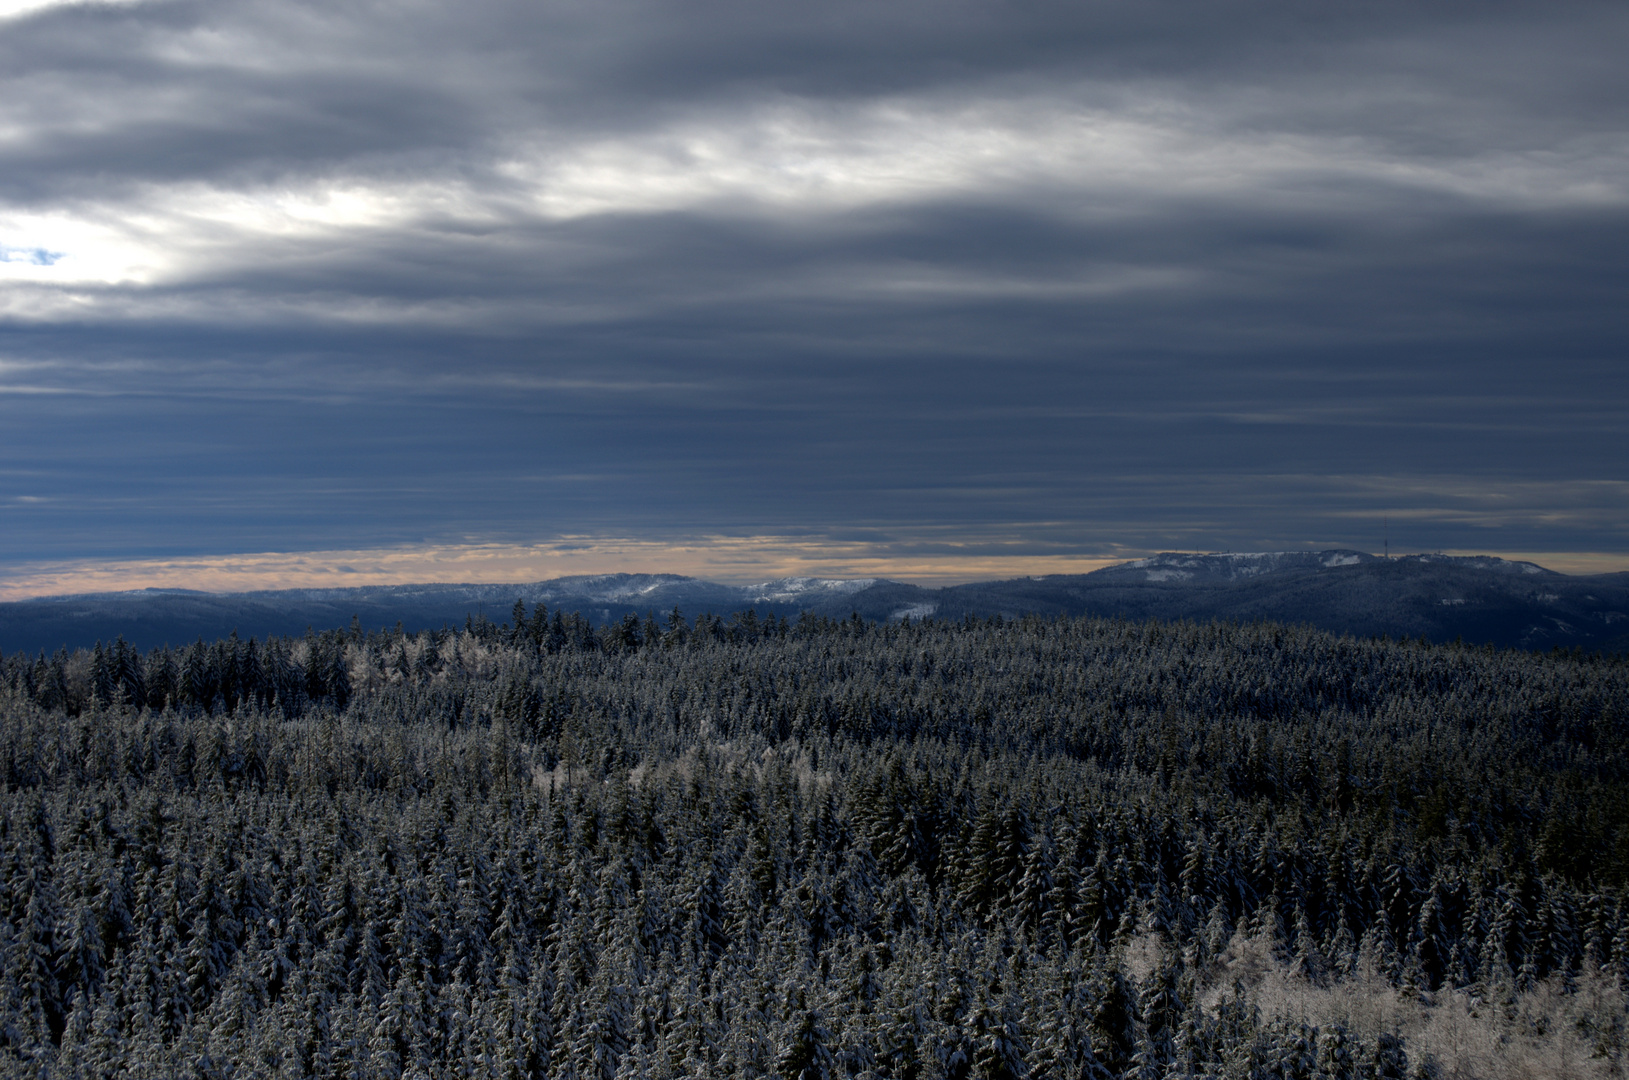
[919,553,1629,654]
[0,575,878,654]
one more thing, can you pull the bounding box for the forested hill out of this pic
[932,552,1629,655]
[0,609,1625,1077]
[4,550,1629,655]
[0,576,877,655]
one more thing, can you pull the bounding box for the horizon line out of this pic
[3,539,1628,603]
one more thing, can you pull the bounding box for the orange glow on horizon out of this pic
[1,539,1623,602]
[0,537,1128,601]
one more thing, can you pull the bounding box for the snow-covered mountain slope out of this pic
[1100,550,1380,583]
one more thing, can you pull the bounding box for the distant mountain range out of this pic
[3,551,1627,655]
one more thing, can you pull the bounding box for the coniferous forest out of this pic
[0,606,1626,1078]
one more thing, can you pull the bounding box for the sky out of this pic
[1,0,1626,597]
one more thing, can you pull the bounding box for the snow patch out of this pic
[748,577,876,601]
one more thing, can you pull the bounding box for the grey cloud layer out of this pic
[6,0,1622,194]
[0,0,1624,567]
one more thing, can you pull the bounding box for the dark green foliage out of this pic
[0,613,1624,1077]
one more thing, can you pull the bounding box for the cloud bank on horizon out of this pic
[1,0,1625,588]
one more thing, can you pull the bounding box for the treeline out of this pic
[0,608,1624,1078]
[0,604,785,718]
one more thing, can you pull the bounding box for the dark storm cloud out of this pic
[0,0,1625,577]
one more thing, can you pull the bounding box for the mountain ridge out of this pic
[4,552,1627,655]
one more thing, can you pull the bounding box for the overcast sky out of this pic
[1,0,1625,594]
